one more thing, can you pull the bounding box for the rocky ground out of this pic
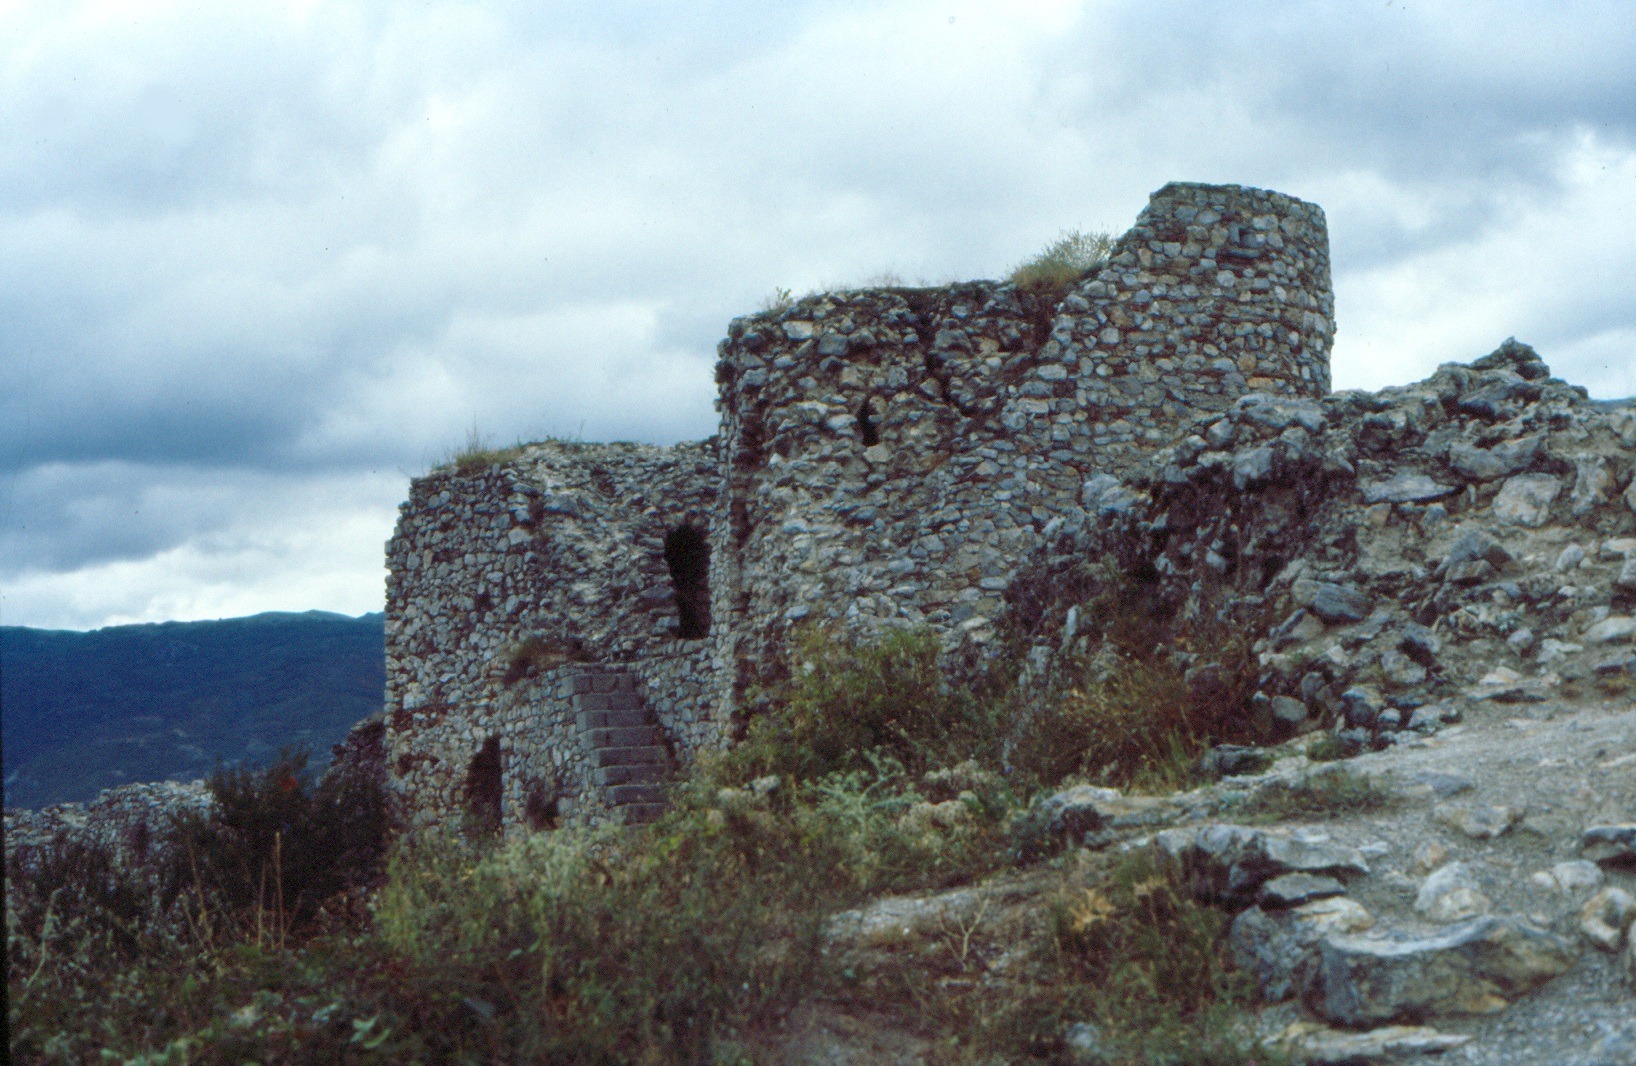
[797,683,1636,1065]
[793,341,1636,1063]
[9,341,1633,1063]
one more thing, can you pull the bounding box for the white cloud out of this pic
[2,466,403,629]
[1,0,1633,628]
[1332,131,1636,393]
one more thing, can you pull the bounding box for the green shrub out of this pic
[721,626,1007,786]
[1008,230,1115,299]
[1048,851,1281,1063]
[10,909,456,1063]
[1303,731,1352,763]
[7,832,160,966]
[366,750,1016,1062]
[371,813,832,1062]
[1006,557,1279,795]
[790,756,1012,896]
[6,765,387,1064]
[1008,647,1202,794]
[828,849,1280,1064]
[9,616,1303,1062]
[1232,767,1396,823]
[169,747,387,939]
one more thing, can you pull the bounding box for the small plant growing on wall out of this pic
[438,426,528,476]
[1008,229,1115,299]
[759,286,796,313]
[499,635,586,687]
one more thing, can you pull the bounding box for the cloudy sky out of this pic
[3,0,1633,631]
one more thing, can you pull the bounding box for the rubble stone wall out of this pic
[711,181,1333,710]
[383,441,720,829]
[384,181,1338,829]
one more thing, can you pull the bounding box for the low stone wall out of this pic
[4,780,214,893]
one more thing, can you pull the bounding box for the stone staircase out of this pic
[568,669,671,824]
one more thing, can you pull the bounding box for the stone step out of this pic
[587,725,658,749]
[577,708,649,731]
[589,745,667,769]
[594,764,668,787]
[566,671,641,696]
[608,783,667,806]
[574,690,644,713]
[619,802,668,825]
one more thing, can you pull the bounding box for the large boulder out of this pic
[1150,824,1370,905]
[1308,916,1577,1027]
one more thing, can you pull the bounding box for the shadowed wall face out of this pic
[711,182,1334,709]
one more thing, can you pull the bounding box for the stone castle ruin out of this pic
[382,181,1337,830]
[15,176,1636,1063]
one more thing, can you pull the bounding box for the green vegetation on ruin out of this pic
[437,427,532,476]
[9,599,1289,1064]
[1229,766,1398,824]
[1007,228,1115,298]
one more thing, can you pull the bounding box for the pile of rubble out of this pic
[1012,339,1636,754]
[971,338,1636,1062]
[3,778,213,898]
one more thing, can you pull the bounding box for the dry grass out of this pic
[9,625,1289,1063]
[1232,767,1397,823]
[830,849,1283,1064]
[1008,229,1115,299]
[438,427,528,476]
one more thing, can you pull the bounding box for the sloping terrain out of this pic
[2,611,384,808]
[5,343,1633,1064]
[784,339,1636,1063]
[793,688,1636,1064]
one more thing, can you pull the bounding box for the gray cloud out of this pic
[2,0,1633,628]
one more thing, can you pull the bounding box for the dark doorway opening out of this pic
[664,524,712,639]
[464,736,503,837]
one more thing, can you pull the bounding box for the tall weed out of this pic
[837,850,1280,1064]
[371,815,829,1062]
[1007,558,1277,795]
[170,747,387,938]
[722,626,1006,785]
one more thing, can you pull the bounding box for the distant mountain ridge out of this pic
[2,611,384,809]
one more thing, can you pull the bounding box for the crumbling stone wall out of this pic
[1000,339,1636,752]
[384,180,1337,831]
[383,441,720,829]
[710,181,1333,711]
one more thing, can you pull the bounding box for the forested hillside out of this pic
[2,611,383,809]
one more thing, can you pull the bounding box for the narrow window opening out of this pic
[857,399,880,446]
[463,736,503,837]
[664,524,712,639]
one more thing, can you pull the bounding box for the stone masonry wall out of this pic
[385,180,1337,830]
[709,181,1334,712]
[383,441,719,830]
